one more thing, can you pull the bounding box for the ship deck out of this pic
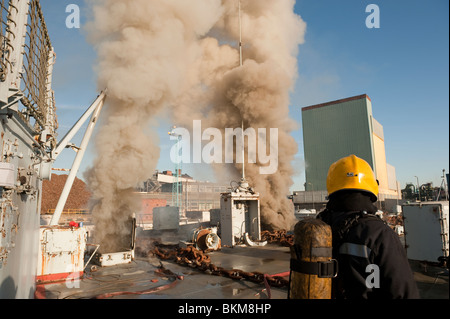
[35,235,448,300]
[36,243,291,299]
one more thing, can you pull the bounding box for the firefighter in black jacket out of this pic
[317,155,420,299]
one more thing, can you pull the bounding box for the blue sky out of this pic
[40,0,449,191]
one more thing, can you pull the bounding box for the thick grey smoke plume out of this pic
[84,0,224,252]
[85,0,305,251]
[173,0,306,230]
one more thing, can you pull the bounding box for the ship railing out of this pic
[45,209,89,215]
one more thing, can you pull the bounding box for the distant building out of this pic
[136,171,229,224]
[301,94,400,202]
[138,198,167,224]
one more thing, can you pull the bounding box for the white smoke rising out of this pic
[85,0,306,251]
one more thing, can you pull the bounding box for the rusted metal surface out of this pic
[289,219,333,299]
[36,226,87,283]
[147,241,290,288]
[192,227,221,251]
[261,230,294,247]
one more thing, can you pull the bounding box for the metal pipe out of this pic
[238,0,246,182]
[415,176,421,202]
[238,0,243,67]
[50,92,106,225]
[52,91,107,159]
[44,49,57,136]
[443,169,448,201]
[241,120,245,180]
[84,244,100,271]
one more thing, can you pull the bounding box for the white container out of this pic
[402,202,449,262]
[94,217,136,267]
[220,191,261,247]
[153,206,180,230]
[36,226,87,283]
[95,251,133,267]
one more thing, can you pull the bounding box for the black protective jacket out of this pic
[317,191,420,299]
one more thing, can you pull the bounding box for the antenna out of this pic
[241,119,245,180]
[239,0,243,67]
[238,0,246,182]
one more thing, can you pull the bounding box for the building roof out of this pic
[301,94,371,112]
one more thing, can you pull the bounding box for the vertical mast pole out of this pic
[238,0,245,181]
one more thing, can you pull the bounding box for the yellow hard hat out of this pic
[326,154,379,201]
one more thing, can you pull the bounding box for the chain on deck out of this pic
[138,230,295,289]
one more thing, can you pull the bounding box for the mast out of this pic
[238,0,246,182]
[239,0,243,68]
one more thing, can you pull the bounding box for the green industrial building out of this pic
[301,94,399,200]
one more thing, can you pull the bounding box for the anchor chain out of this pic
[147,242,289,288]
[260,230,294,247]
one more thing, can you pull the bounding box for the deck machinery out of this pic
[220,178,262,247]
[219,1,263,248]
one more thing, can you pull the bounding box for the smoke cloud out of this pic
[84,0,224,252]
[173,0,306,230]
[85,0,306,251]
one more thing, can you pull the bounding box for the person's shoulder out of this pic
[356,213,391,235]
